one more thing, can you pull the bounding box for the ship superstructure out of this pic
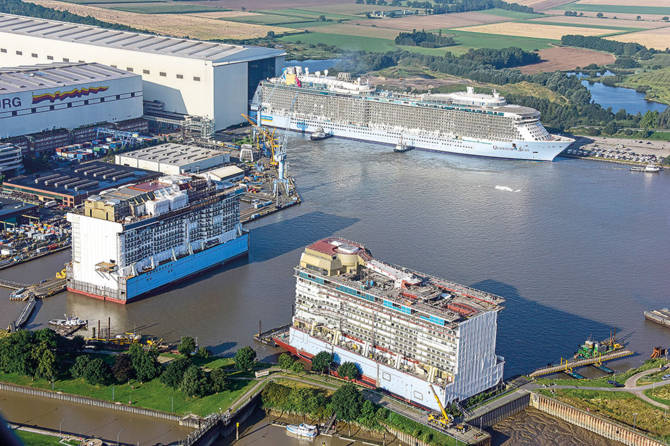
[281,238,505,411]
[67,175,248,303]
[251,67,573,160]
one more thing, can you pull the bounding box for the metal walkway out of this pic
[12,296,36,331]
[529,350,635,377]
[0,279,30,290]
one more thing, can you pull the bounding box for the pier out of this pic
[529,350,635,378]
[6,278,66,301]
[11,296,36,331]
[0,278,30,291]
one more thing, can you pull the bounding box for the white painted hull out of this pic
[259,114,571,161]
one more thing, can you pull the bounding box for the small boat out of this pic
[631,164,661,173]
[286,423,318,439]
[10,287,27,299]
[645,308,670,328]
[49,314,88,328]
[394,136,412,153]
[310,128,331,141]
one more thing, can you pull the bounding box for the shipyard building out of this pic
[67,175,248,303]
[279,238,505,411]
[0,143,23,176]
[0,13,285,130]
[115,143,230,175]
[0,63,143,139]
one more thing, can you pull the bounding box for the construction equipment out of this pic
[56,268,66,279]
[241,113,280,165]
[651,346,667,359]
[427,384,453,428]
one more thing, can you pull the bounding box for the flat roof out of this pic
[205,165,243,178]
[0,62,137,95]
[4,161,160,197]
[0,13,284,63]
[118,143,226,167]
[0,197,37,219]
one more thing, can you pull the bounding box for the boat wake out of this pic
[495,185,521,193]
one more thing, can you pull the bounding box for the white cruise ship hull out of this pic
[258,113,571,161]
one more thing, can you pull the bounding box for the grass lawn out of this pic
[480,8,544,20]
[446,30,557,51]
[557,2,670,16]
[107,3,224,13]
[0,354,262,417]
[279,32,397,52]
[618,67,670,105]
[640,54,670,69]
[522,20,643,32]
[496,81,568,103]
[14,430,77,446]
[646,384,670,407]
[544,388,670,441]
[267,8,361,21]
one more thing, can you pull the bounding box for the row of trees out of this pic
[561,35,656,58]
[395,30,456,48]
[355,0,534,14]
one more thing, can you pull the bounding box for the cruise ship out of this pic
[275,238,505,411]
[251,67,573,161]
[66,175,248,303]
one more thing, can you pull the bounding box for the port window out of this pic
[31,53,37,58]
[0,48,5,53]
[49,105,54,111]
[16,50,22,55]
[84,100,89,105]
[47,55,53,60]
[63,58,69,62]
[127,67,134,72]
[100,97,105,102]
[176,74,183,79]
[131,92,135,97]
[143,69,150,75]
[31,108,36,113]
[116,95,120,100]
[159,72,166,77]
[11,111,17,116]
[193,76,200,82]
[67,103,72,108]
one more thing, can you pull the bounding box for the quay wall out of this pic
[0,382,194,426]
[466,391,530,428]
[530,393,665,446]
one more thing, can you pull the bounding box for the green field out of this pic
[640,53,670,69]
[62,0,165,4]
[619,66,670,104]
[15,430,78,446]
[523,19,643,31]
[280,32,398,52]
[107,3,224,13]
[480,8,544,20]
[446,30,557,51]
[267,8,361,21]
[558,2,670,15]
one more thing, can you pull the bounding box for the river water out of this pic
[1,136,668,444]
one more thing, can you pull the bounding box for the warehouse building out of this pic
[0,13,285,130]
[115,143,230,175]
[0,62,143,139]
[3,161,159,207]
[199,165,245,184]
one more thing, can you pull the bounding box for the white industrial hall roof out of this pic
[0,62,136,94]
[119,143,226,167]
[0,13,284,63]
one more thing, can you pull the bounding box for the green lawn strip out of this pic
[557,2,670,15]
[226,14,318,25]
[479,8,545,20]
[518,19,644,32]
[14,430,65,446]
[107,3,225,13]
[279,32,397,52]
[281,21,339,29]
[534,359,670,387]
[267,8,362,21]
[62,0,165,3]
[617,67,670,105]
[444,30,557,51]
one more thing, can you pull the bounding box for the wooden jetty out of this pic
[529,350,634,378]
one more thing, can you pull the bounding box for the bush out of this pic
[70,355,89,379]
[278,353,294,370]
[178,337,196,357]
[291,360,305,373]
[83,358,112,385]
[180,365,209,397]
[112,354,134,384]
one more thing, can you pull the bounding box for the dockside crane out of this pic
[427,384,454,429]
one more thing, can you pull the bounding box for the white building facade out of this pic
[0,143,22,175]
[0,63,142,139]
[283,238,505,411]
[0,13,285,130]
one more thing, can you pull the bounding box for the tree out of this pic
[331,383,363,421]
[112,354,134,383]
[291,360,305,373]
[134,350,160,382]
[319,15,326,22]
[311,351,333,374]
[234,346,257,372]
[83,358,112,385]
[278,353,294,370]
[160,357,191,388]
[603,120,618,135]
[596,12,604,18]
[33,343,56,380]
[196,347,210,359]
[70,355,89,378]
[663,17,669,21]
[180,365,208,397]
[178,336,196,357]
[337,362,360,380]
[358,399,377,428]
[210,368,228,393]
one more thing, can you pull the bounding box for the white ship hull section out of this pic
[260,114,569,161]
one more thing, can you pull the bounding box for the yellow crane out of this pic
[240,113,279,166]
[427,384,454,428]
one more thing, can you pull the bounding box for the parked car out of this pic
[608,380,624,387]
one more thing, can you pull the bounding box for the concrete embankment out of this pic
[466,391,531,428]
[529,393,665,446]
